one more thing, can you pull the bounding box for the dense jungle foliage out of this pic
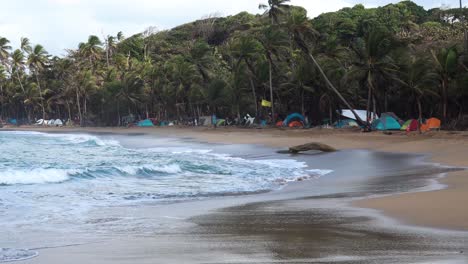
[0,0,467,128]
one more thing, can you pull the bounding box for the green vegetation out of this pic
[0,1,467,128]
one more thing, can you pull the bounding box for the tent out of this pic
[54,119,63,127]
[216,119,226,126]
[421,118,441,132]
[36,119,45,125]
[282,113,305,126]
[340,110,378,123]
[372,114,401,131]
[289,121,304,128]
[335,119,359,128]
[381,112,404,125]
[401,119,419,131]
[137,119,155,127]
[8,119,17,125]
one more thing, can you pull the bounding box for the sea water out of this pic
[0,131,330,229]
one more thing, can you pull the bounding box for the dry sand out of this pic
[3,126,468,230]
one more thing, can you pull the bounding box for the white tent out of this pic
[54,119,63,127]
[36,119,45,125]
[340,110,378,122]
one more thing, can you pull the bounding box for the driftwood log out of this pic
[288,142,337,153]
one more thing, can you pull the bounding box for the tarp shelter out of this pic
[8,119,17,125]
[421,118,441,132]
[335,119,359,128]
[401,119,419,131]
[283,113,305,126]
[137,119,154,127]
[372,114,401,131]
[340,110,378,123]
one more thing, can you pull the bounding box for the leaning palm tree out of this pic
[27,44,49,119]
[259,0,291,24]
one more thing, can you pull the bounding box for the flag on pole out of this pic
[261,99,272,107]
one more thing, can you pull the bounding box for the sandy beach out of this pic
[5,126,467,231]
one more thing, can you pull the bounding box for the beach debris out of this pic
[288,142,337,153]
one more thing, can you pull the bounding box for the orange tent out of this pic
[421,118,441,132]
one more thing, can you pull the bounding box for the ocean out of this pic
[0,131,465,264]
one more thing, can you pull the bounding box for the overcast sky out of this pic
[0,0,464,56]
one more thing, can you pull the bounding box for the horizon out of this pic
[0,0,465,56]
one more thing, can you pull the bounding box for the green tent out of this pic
[372,114,401,131]
[137,119,154,127]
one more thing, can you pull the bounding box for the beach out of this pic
[1,126,467,263]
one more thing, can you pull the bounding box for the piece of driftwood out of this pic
[288,142,337,153]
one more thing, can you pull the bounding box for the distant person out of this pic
[212,114,217,128]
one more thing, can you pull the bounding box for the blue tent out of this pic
[8,119,17,125]
[137,119,154,127]
[372,114,401,131]
[283,113,305,126]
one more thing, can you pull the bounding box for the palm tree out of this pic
[259,0,291,24]
[349,28,398,121]
[27,44,49,120]
[0,37,11,65]
[431,46,458,122]
[399,56,439,123]
[20,37,32,54]
[11,49,26,93]
[104,35,117,67]
[165,56,201,119]
[228,36,264,117]
[287,7,366,125]
[78,35,103,71]
[256,26,288,122]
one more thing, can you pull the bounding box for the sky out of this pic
[0,0,464,56]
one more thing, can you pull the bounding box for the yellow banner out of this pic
[261,100,272,107]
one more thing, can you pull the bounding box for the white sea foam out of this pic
[116,164,182,175]
[0,168,74,185]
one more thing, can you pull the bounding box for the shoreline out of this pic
[2,126,468,231]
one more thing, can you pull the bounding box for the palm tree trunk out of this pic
[306,52,366,126]
[76,89,83,127]
[249,78,258,117]
[417,97,422,133]
[366,87,371,122]
[268,59,275,123]
[16,71,25,93]
[442,77,448,123]
[117,100,121,126]
[66,101,72,126]
[36,74,46,120]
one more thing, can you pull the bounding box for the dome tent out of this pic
[372,113,401,131]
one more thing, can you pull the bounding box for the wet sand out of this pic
[2,126,468,263]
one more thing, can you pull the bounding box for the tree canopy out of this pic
[0,1,467,129]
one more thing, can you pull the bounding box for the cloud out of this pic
[0,0,461,55]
